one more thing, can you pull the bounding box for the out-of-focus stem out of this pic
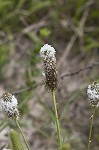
[15,119,30,150]
[87,106,96,150]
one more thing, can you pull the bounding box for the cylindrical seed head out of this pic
[40,44,57,91]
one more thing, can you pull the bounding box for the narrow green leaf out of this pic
[10,129,24,150]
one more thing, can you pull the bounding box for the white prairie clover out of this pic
[87,82,99,150]
[40,44,57,91]
[40,44,62,149]
[1,92,19,119]
[87,82,99,107]
[1,93,30,150]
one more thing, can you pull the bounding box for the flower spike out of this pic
[1,92,19,119]
[40,44,57,91]
[87,82,99,107]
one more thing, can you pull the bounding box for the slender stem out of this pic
[52,90,62,149]
[87,106,96,150]
[15,119,30,150]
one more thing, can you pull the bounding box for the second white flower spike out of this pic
[1,93,19,119]
[87,82,99,107]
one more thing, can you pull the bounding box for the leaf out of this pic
[26,32,42,43]
[61,143,71,150]
[10,129,24,150]
[28,1,51,14]
[85,36,99,52]
[40,28,51,38]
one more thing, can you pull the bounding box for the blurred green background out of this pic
[0,0,99,149]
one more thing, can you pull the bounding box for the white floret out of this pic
[42,71,45,77]
[11,95,18,106]
[40,44,56,62]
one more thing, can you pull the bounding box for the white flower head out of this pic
[1,92,19,119]
[87,82,99,107]
[40,44,57,91]
[40,44,56,62]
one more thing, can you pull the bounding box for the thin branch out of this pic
[0,62,98,97]
[60,62,99,79]
[13,61,99,95]
[12,82,43,95]
[57,34,77,69]
[57,9,89,69]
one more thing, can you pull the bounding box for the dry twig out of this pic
[60,62,99,79]
[13,61,99,95]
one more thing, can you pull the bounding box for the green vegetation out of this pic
[10,129,24,150]
[0,0,99,149]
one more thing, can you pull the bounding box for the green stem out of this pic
[52,91,62,149]
[15,119,30,150]
[87,106,96,150]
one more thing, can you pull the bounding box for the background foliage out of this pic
[0,0,99,149]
